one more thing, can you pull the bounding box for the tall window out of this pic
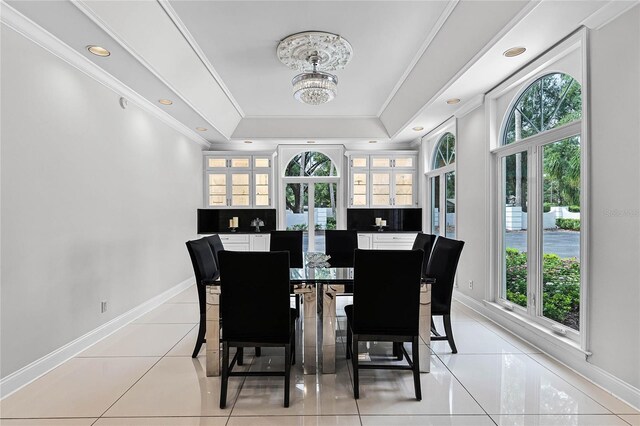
[428,132,456,238]
[497,73,583,336]
[283,151,338,251]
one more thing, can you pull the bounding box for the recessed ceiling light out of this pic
[158,99,173,105]
[446,98,461,105]
[86,45,110,57]
[369,140,377,143]
[412,127,424,132]
[244,140,253,144]
[503,46,526,57]
[196,127,208,132]
[307,140,315,144]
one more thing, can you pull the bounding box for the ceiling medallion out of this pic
[277,31,353,105]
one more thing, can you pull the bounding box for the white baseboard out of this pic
[453,292,640,410]
[0,277,194,399]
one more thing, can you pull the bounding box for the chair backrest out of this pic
[203,234,225,267]
[219,251,291,344]
[325,230,358,267]
[352,249,423,336]
[186,239,218,315]
[425,237,465,315]
[412,233,437,278]
[269,230,303,268]
[186,239,218,285]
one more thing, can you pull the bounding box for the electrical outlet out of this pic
[101,301,108,313]
[468,280,474,290]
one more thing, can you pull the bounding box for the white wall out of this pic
[0,27,203,377]
[587,5,640,389]
[453,5,640,399]
[454,105,489,302]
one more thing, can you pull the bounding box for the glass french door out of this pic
[284,181,338,252]
[428,169,456,238]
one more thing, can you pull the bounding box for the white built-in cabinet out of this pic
[357,233,417,250]
[204,153,274,208]
[216,234,271,251]
[347,152,418,208]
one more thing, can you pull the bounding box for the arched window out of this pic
[496,70,583,335]
[503,73,581,145]
[284,151,337,177]
[432,132,455,169]
[428,131,456,238]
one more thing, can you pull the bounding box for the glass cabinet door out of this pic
[351,171,368,206]
[254,172,270,207]
[253,157,270,168]
[230,173,250,206]
[208,173,227,207]
[371,156,392,168]
[393,172,414,206]
[207,157,228,169]
[393,156,415,169]
[351,156,368,169]
[371,172,391,206]
[229,157,251,169]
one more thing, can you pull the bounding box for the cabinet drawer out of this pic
[219,234,250,243]
[372,233,417,243]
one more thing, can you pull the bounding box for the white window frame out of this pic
[487,29,590,354]
[423,118,457,237]
[277,146,345,244]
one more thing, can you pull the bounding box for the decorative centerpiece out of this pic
[306,253,331,268]
[251,218,264,232]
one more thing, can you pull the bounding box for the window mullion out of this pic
[527,145,538,318]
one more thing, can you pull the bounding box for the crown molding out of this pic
[376,0,459,117]
[581,0,639,30]
[156,0,245,117]
[71,0,229,141]
[389,0,541,139]
[0,1,211,148]
[454,93,485,118]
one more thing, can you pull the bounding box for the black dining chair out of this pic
[185,238,220,358]
[426,236,465,353]
[218,251,296,408]
[325,230,358,267]
[412,233,437,279]
[345,249,424,400]
[269,230,304,268]
[204,234,225,267]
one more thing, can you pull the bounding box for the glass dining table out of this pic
[205,255,432,376]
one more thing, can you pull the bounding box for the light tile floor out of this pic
[1,286,638,425]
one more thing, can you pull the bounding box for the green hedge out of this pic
[505,248,580,328]
[543,203,552,213]
[556,218,580,231]
[568,205,580,213]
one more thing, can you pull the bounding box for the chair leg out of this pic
[431,316,441,337]
[412,336,422,401]
[284,343,291,408]
[192,314,206,358]
[237,347,244,366]
[352,334,359,399]
[346,324,352,359]
[291,325,296,365]
[255,347,261,357]
[393,342,403,361]
[220,342,229,409]
[443,314,457,354]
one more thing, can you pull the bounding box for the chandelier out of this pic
[277,31,353,105]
